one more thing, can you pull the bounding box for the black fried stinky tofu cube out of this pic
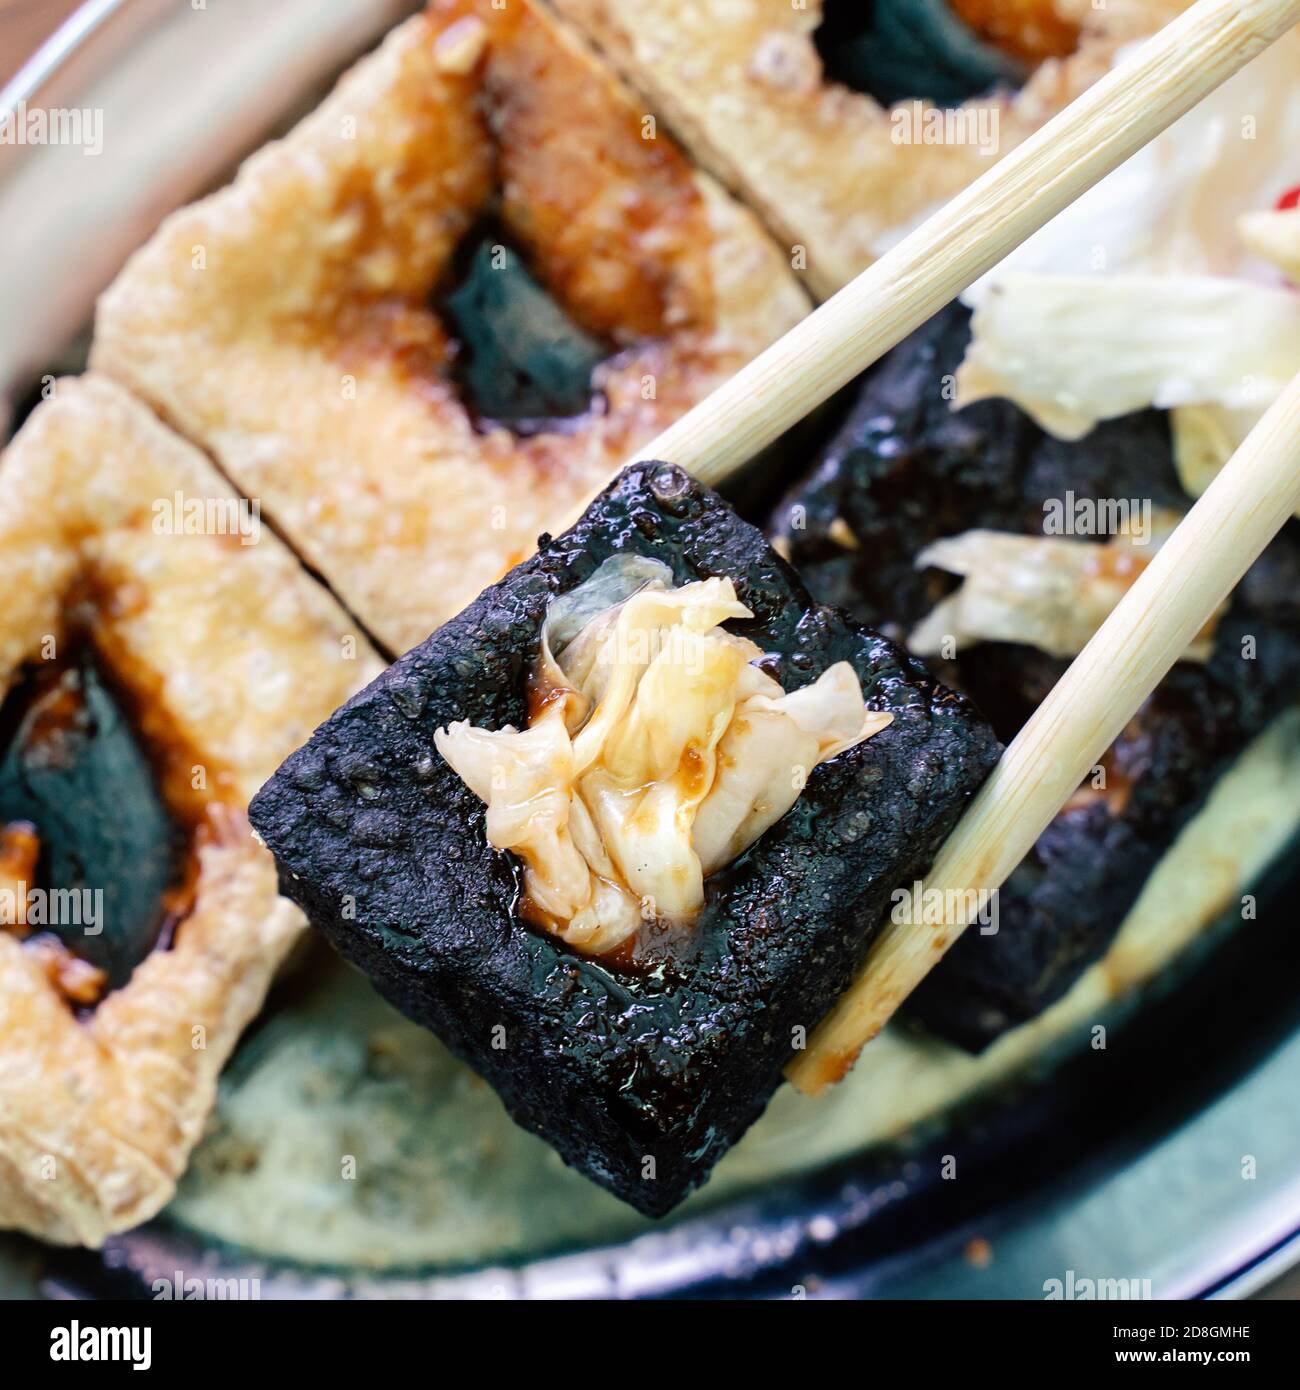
[249,463,1000,1215]
[769,302,1300,1049]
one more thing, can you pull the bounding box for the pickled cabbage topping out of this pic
[1239,207,1300,283]
[955,269,1300,519]
[435,557,891,955]
[954,28,1300,508]
[953,272,1300,440]
[960,29,1300,296]
[910,522,1223,663]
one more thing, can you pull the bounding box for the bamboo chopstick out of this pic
[787,370,1300,1095]
[548,0,1300,1087]
[620,0,1300,488]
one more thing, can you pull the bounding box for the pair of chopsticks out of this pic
[618,0,1300,1093]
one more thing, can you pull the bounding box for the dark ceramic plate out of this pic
[15,822,1296,1300]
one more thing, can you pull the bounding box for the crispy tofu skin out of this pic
[249,464,999,1216]
[0,377,383,1246]
[552,0,1185,297]
[770,304,1300,1048]
[91,0,809,656]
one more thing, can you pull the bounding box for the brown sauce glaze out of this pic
[520,885,706,977]
[949,0,1080,66]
